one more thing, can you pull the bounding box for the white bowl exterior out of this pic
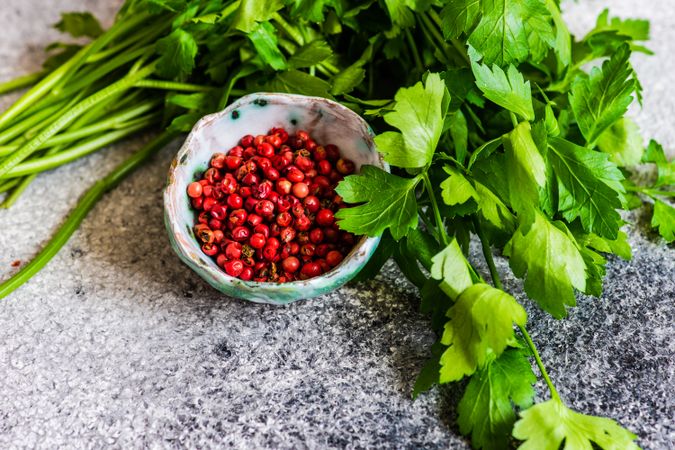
[164,93,386,304]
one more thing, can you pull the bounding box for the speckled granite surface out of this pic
[0,1,673,449]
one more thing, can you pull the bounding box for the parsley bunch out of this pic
[0,0,673,448]
[334,3,672,449]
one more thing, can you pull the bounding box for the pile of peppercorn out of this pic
[186,128,358,283]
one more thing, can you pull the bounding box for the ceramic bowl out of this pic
[164,92,387,304]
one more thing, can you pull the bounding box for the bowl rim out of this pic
[163,92,387,295]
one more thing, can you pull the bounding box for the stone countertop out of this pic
[0,1,673,449]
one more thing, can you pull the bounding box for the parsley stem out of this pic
[427,9,471,66]
[272,13,304,46]
[422,173,450,246]
[518,324,561,402]
[134,79,214,92]
[474,214,562,402]
[0,131,176,300]
[405,29,424,73]
[0,64,156,178]
[419,13,460,67]
[472,216,503,290]
[509,112,519,128]
[0,71,45,96]
[0,115,159,179]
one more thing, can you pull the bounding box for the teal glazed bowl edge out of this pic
[163,92,387,305]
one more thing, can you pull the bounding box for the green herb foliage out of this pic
[0,0,673,448]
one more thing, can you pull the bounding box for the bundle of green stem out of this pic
[0,0,356,209]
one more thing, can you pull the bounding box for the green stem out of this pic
[473,214,561,402]
[0,71,45,96]
[418,13,459,66]
[51,12,150,95]
[519,324,561,402]
[135,79,214,92]
[0,100,68,145]
[422,173,450,246]
[472,216,503,290]
[0,100,160,158]
[426,10,470,65]
[0,132,176,300]
[0,116,159,179]
[272,13,304,46]
[0,64,156,178]
[509,111,519,128]
[0,177,21,193]
[405,29,424,72]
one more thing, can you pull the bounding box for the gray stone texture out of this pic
[0,0,673,449]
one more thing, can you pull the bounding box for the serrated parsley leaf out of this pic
[266,70,333,98]
[156,29,198,79]
[374,73,447,169]
[504,212,587,318]
[471,63,534,121]
[335,166,420,240]
[468,0,551,66]
[474,181,516,232]
[596,118,643,167]
[55,12,103,38]
[503,122,547,216]
[248,22,287,70]
[513,399,639,450]
[383,0,416,29]
[642,140,675,187]
[439,283,527,383]
[430,238,473,300]
[441,166,479,206]
[544,0,571,68]
[584,231,632,261]
[440,0,480,40]
[231,0,285,33]
[652,200,675,242]
[288,40,332,69]
[332,45,373,96]
[569,44,636,146]
[592,8,650,42]
[548,137,624,239]
[458,348,536,450]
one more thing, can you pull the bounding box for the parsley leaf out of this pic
[504,211,587,318]
[503,122,547,216]
[642,140,675,187]
[544,0,571,68]
[596,118,644,167]
[430,238,474,300]
[468,0,551,66]
[548,137,624,240]
[513,399,639,450]
[458,348,536,450]
[471,62,535,121]
[652,200,675,242]
[383,0,416,29]
[335,166,420,240]
[441,166,479,207]
[569,44,636,146]
[155,29,198,79]
[55,12,103,38]
[439,283,527,383]
[231,0,285,33]
[247,21,287,70]
[265,70,333,98]
[440,0,480,40]
[288,40,332,69]
[375,73,447,169]
[474,181,516,232]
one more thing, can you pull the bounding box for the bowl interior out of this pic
[164,93,385,304]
